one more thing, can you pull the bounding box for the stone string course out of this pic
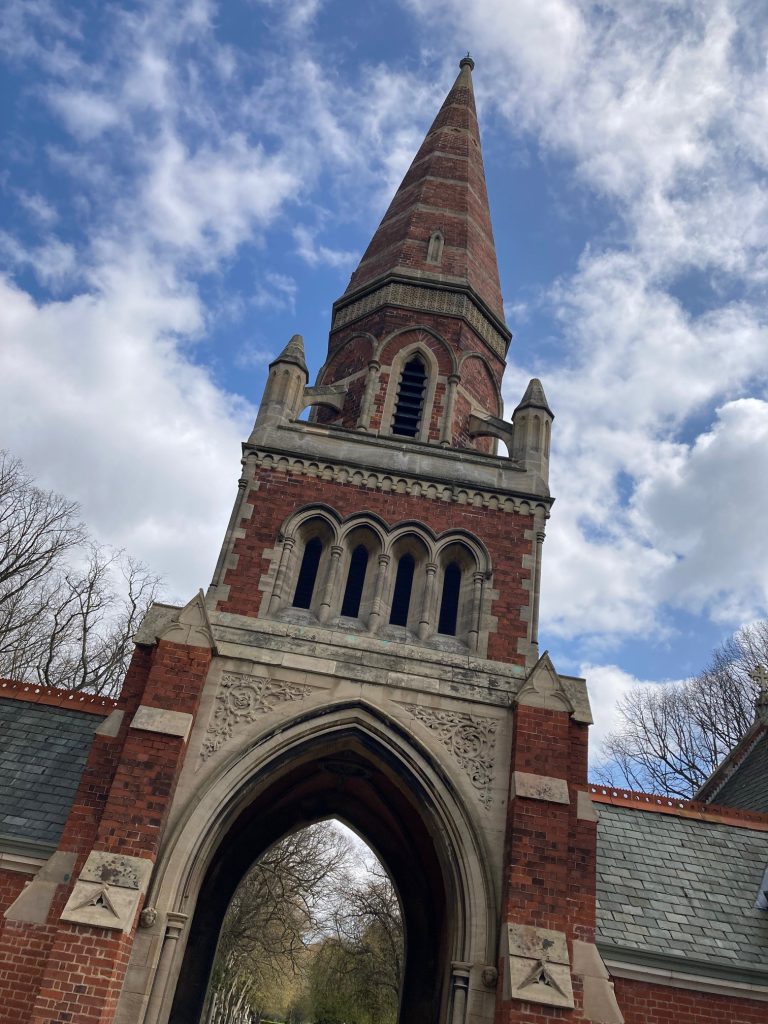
[251,450,547,515]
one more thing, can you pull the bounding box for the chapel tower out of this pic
[214,55,555,667]
[0,59,615,1024]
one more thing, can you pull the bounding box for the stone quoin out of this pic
[0,57,766,1024]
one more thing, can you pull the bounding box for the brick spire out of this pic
[342,54,506,324]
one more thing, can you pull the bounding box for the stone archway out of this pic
[139,703,497,1024]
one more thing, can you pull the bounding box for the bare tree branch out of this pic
[596,624,763,797]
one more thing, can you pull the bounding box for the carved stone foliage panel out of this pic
[201,671,312,760]
[401,703,498,806]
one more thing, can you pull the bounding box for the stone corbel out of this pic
[502,923,574,1010]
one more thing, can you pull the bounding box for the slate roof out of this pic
[596,802,768,981]
[0,696,103,850]
[711,733,768,813]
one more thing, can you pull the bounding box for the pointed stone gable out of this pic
[342,57,506,324]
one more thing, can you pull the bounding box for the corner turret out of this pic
[250,334,309,438]
[512,378,553,485]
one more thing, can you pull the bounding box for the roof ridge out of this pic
[0,678,115,715]
[586,784,768,831]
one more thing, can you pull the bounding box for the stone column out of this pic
[450,962,472,1024]
[357,359,381,431]
[529,510,547,651]
[267,535,296,615]
[142,912,188,1024]
[440,373,460,446]
[367,553,391,634]
[418,562,438,640]
[317,544,344,623]
[467,571,485,652]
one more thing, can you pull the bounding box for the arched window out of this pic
[437,562,461,635]
[389,553,415,627]
[392,357,427,438]
[292,537,322,609]
[340,544,369,618]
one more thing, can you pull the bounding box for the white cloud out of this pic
[253,272,297,312]
[632,399,768,622]
[0,231,78,287]
[582,663,674,764]
[0,270,251,600]
[47,89,120,140]
[17,190,59,225]
[141,134,299,257]
[293,225,356,270]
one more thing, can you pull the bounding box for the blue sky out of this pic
[2,0,768,759]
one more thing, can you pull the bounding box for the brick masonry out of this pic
[217,466,534,665]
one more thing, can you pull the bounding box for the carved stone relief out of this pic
[201,672,312,759]
[60,851,152,933]
[402,703,498,806]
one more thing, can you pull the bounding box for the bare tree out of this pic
[206,822,353,1024]
[309,865,403,1024]
[597,622,765,797]
[0,450,160,696]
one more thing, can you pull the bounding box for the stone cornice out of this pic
[245,421,553,510]
[330,273,511,360]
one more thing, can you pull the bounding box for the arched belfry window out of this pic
[292,537,322,609]
[340,544,369,618]
[389,553,415,627]
[392,357,427,438]
[437,562,461,636]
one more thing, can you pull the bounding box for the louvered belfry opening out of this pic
[392,357,427,437]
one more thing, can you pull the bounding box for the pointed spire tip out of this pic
[516,378,554,417]
[459,53,475,71]
[271,333,308,374]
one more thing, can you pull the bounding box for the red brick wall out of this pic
[613,977,768,1023]
[0,640,212,1022]
[0,922,59,1024]
[219,467,534,664]
[494,707,597,1024]
[0,868,28,915]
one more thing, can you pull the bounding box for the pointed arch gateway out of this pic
[143,702,496,1024]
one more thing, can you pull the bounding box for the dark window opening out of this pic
[340,544,369,618]
[437,562,461,635]
[389,553,415,626]
[392,357,427,437]
[292,537,322,609]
